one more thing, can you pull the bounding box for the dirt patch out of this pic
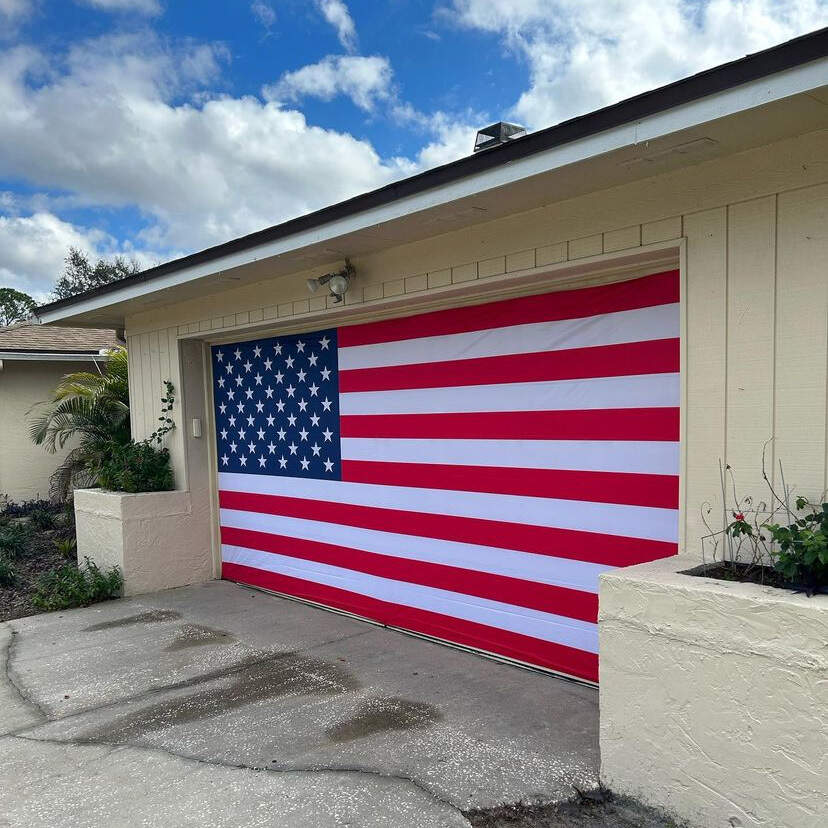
[77,651,360,744]
[326,696,441,743]
[83,609,182,632]
[464,790,687,828]
[165,623,234,651]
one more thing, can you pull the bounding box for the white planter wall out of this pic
[599,556,827,828]
[74,488,214,596]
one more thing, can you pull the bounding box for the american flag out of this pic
[212,270,680,683]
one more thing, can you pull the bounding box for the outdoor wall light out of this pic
[306,260,354,303]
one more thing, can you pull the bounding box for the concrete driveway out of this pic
[0,581,599,827]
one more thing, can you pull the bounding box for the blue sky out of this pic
[0,0,824,300]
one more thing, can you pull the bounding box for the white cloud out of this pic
[448,0,828,128]
[250,1,275,30]
[0,0,34,36]
[76,0,161,14]
[265,55,393,111]
[315,0,357,52]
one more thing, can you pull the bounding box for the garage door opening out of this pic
[210,269,680,684]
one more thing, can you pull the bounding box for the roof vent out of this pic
[473,121,527,152]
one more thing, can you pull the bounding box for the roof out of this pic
[35,27,828,323]
[0,322,122,357]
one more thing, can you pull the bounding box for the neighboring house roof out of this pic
[35,27,828,325]
[0,322,122,360]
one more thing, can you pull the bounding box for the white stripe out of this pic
[218,472,679,542]
[338,303,679,371]
[340,438,679,476]
[221,544,599,653]
[339,373,679,416]
[220,508,611,593]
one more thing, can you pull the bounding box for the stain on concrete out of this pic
[77,652,360,744]
[83,610,182,632]
[326,696,441,744]
[164,624,234,651]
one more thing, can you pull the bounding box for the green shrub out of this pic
[31,558,123,611]
[0,556,16,587]
[28,508,55,531]
[764,498,828,595]
[53,536,78,560]
[96,440,174,493]
[0,523,31,559]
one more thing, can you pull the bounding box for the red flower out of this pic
[732,511,745,522]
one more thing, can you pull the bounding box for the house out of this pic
[0,322,122,503]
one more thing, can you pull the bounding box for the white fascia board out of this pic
[0,352,109,361]
[36,58,828,326]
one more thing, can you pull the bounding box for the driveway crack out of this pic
[2,625,47,723]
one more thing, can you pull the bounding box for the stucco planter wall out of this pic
[74,488,214,596]
[599,556,827,828]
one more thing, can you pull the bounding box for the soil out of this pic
[0,520,74,622]
[464,790,688,828]
[682,560,819,593]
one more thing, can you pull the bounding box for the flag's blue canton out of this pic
[211,329,341,480]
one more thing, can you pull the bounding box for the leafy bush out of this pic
[31,558,123,611]
[53,537,78,560]
[1,498,55,518]
[96,440,174,493]
[0,523,31,559]
[764,498,828,594]
[0,556,16,587]
[28,508,55,531]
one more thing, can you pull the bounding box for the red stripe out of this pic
[341,408,680,441]
[218,489,677,567]
[220,526,598,622]
[222,562,598,681]
[338,270,679,347]
[341,460,679,509]
[339,338,679,393]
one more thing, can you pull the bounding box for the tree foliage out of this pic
[53,247,140,300]
[0,287,37,326]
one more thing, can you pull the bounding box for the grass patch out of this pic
[0,523,32,559]
[32,558,123,612]
[0,557,16,587]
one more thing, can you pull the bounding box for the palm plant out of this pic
[29,347,131,500]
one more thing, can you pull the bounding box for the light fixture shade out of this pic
[306,277,321,293]
[328,274,350,297]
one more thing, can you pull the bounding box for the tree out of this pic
[28,347,131,500]
[0,288,37,326]
[53,247,141,300]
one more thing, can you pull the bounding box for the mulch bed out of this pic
[682,561,820,593]
[0,524,72,622]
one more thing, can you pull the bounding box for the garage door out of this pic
[211,269,680,683]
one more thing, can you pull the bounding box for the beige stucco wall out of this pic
[599,556,828,827]
[124,127,828,563]
[0,358,94,503]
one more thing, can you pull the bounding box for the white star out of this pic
[228,415,236,427]
[320,367,331,381]
[246,415,255,427]
[276,428,286,440]
[287,414,297,427]
[308,352,318,366]
[319,336,330,350]
[278,455,287,469]
[300,456,310,470]
[299,427,309,441]
[322,428,333,442]
[321,397,332,412]
[226,363,233,374]
[254,373,263,385]
[298,398,308,412]
[216,350,224,362]
[227,390,235,400]
[288,442,298,455]
[276,399,286,412]
[257,428,265,441]
[323,458,334,473]
[297,368,306,383]
[221,454,229,465]
[274,342,282,355]
[238,428,246,440]
[263,358,272,371]
[274,370,284,384]
[255,400,264,413]
[217,376,225,388]
[234,348,242,360]
[237,402,245,413]
[239,455,247,467]
[311,442,321,456]
[220,428,228,440]
[258,456,267,468]
[267,441,277,454]
[245,387,254,399]
[229,441,238,453]
[243,360,252,373]
[265,386,274,399]
[235,375,243,387]
[285,355,295,369]
[248,441,256,454]
[296,340,305,353]
[309,383,319,397]
[310,413,320,427]
[286,384,296,398]
[266,414,275,427]
[219,402,227,414]
[253,345,262,358]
